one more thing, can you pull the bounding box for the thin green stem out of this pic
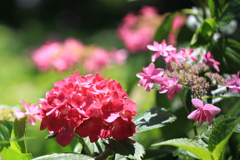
[179,94,190,114]
[95,140,103,154]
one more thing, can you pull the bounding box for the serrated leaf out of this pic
[208,115,238,159]
[152,138,213,160]
[133,107,176,133]
[32,153,94,160]
[143,149,173,159]
[103,138,145,160]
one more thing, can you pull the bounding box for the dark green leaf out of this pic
[103,138,145,160]
[218,0,240,26]
[0,121,13,149]
[154,12,178,43]
[78,137,96,156]
[133,107,176,133]
[14,117,27,153]
[143,148,173,159]
[209,38,240,74]
[32,153,94,160]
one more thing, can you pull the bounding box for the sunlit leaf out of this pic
[152,138,213,160]
[208,115,239,159]
[0,147,32,160]
[32,153,94,160]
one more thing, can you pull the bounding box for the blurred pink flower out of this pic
[159,76,183,100]
[15,100,42,125]
[136,63,165,92]
[164,50,183,65]
[110,49,128,65]
[147,40,176,62]
[187,98,221,125]
[226,71,240,94]
[172,14,186,30]
[139,6,158,17]
[201,51,220,72]
[83,48,110,73]
[117,6,162,54]
[32,38,83,72]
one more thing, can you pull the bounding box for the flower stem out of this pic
[95,140,103,154]
[179,94,190,114]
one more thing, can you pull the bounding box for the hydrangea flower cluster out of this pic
[39,71,137,147]
[137,40,224,100]
[32,38,128,73]
[137,40,224,125]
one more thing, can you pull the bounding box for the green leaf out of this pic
[152,138,213,160]
[190,18,216,48]
[103,138,145,160]
[133,107,176,133]
[32,153,94,160]
[14,117,27,153]
[78,137,96,156]
[218,0,240,26]
[0,121,13,149]
[0,147,32,160]
[209,38,240,74]
[208,0,216,17]
[208,115,238,160]
[143,148,173,159]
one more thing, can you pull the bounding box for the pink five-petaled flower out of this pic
[15,100,42,125]
[147,40,176,62]
[226,71,240,94]
[136,63,165,92]
[158,76,183,100]
[201,51,220,72]
[187,98,221,125]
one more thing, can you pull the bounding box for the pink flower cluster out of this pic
[32,38,128,73]
[136,40,221,100]
[39,71,137,147]
[117,6,166,53]
[226,71,240,94]
[32,38,84,72]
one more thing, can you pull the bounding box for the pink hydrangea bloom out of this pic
[187,98,221,125]
[32,38,84,72]
[172,14,186,30]
[147,40,176,62]
[15,100,42,125]
[139,6,158,17]
[117,6,161,54]
[39,70,137,146]
[226,71,240,94]
[136,63,165,92]
[201,51,220,72]
[158,76,183,100]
